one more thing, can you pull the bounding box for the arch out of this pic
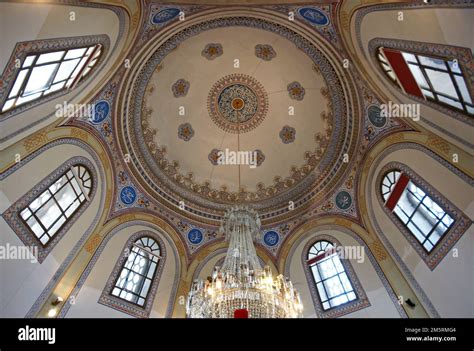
[302,234,370,318]
[281,220,407,318]
[0,1,130,146]
[30,215,186,318]
[98,231,166,318]
[344,2,474,150]
[0,135,108,318]
[360,136,473,317]
[376,162,470,269]
[2,156,97,263]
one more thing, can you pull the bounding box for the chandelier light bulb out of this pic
[186,206,303,318]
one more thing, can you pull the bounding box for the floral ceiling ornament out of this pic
[287,81,306,101]
[279,126,296,144]
[255,44,276,61]
[254,149,265,167]
[178,123,195,141]
[202,43,223,60]
[208,74,268,134]
[208,148,221,165]
[172,79,190,97]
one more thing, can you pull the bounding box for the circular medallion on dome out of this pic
[208,74,268,134]
[263,231,280,247]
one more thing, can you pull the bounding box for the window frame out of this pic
[303,235,370,318]
[18,164,93,247]
[377,162,471,270]
[381,170,455,254]
[99,231,166,318]
[2,157,96,263]
[377,48,473,116]
[110,237,162,307]
[369,38,474,126]
[307,240,358,311]
[0,35,109,119]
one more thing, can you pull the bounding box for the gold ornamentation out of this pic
[140,73,334,203]
[426,134,450,154]
[345,175,354,190]
[385,132,404,145]
[118,214,136,224]
[321,201,334,212]
[70,128,89,141]
[24,131,48,152]
[369,241,388,261]
[85,233,102,254]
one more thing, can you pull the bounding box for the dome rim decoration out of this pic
[115,8,362,224]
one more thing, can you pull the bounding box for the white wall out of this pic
[65,224,179,318]
[368,148,474,317]
[0,143,103,317]
[286,228,401,318]
[354,6,474,151]
[0,2,126,147]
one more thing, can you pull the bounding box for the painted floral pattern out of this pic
[279,125,296,144]
[255,44,276,61]
[171,79,190,97]
[287,81,305,101]
[178,122,195,141]
[202,43,223,60]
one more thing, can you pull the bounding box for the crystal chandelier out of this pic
[186,206,303,318]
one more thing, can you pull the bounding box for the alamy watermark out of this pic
[216,148,258,169]
[55,101,107,123]
[380,101,420,121]
[324,245,365,263]
[18,326,55,344]
[0,243,38,263]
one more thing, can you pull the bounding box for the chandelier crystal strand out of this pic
[186,206,303,318]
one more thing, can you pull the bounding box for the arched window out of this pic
[2,44,102,113]
[381,170,454,253]
[0,35,107,116]
[3,157,96,263]
[111,237,161,307]
[19,164,92,246]
[377,47,473,116]
[307,240,357,311]
[99,232,166,318]
[378,162,470,270]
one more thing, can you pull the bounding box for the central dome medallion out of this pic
[208,74,268,134]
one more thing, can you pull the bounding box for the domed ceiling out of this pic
[142,27,333,198]
[116,8,362,223]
